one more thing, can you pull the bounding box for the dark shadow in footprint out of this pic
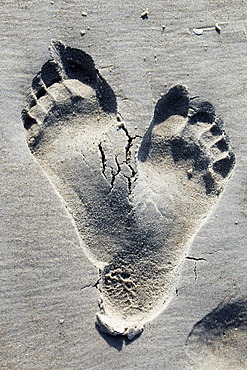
[169,138,210,171]
[23,40,117,131]
[187,301,247,341]
[213,153,235,178]
[138,85,235,196]
[138,85,189,162]
[186,301,247,367]
[22,41,117,153]
[154,85,190,124]
[188,101,215,125]
[49,41,117,113]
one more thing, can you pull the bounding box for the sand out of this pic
[1,1,246,368]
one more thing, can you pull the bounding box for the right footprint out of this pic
[98,85,235,338]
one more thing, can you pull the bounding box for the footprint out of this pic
[22,42,235,340]
[186,301,247,369]
[22,40,134,266]
[98,86,235,338]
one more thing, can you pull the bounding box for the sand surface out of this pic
[1,1,246,368]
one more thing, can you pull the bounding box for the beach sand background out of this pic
[1,1,246,368]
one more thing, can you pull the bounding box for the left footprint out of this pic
[22,41,140,337]
[22,39,130,259]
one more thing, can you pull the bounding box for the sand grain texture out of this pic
[1,0,246,368]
